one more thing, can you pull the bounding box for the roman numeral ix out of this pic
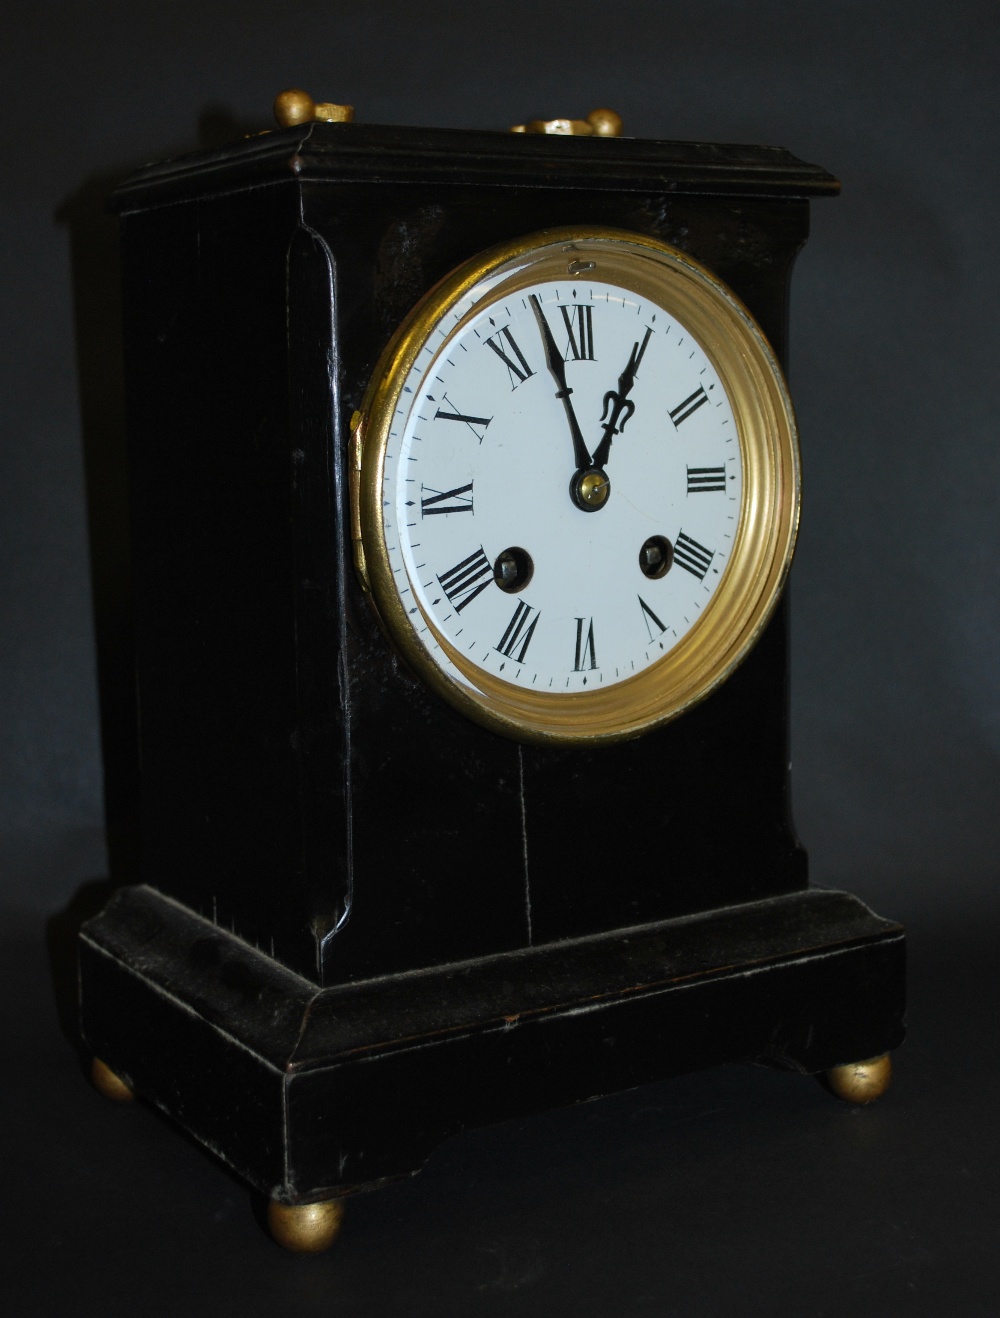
[437,547,493,612]
[670,386,709,426]
[485,327,535,388]
[673,532,715,580]
[496,601,539,663]
[420,483,474,517]
[560,304,595,360]
[686,465,727,493]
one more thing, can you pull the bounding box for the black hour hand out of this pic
[529,295,592,472]
[592,326,652,469]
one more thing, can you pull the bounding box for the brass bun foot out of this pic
[824,1053,892,1105]
[90,1056,136,1103]
[267,1198,345,1253]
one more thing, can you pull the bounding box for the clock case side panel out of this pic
[118,186,348,979]
[303,178,810,974]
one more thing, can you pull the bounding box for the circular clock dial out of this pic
[391,281,740,691]
[355,230,799,743]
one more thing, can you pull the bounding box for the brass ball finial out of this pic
[274,89,316,128]
[824,1053,893,1104]
[274,90,355,128]
[587,107,624,137]
[267,1198,345,1253]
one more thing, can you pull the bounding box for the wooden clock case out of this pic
[79,122,905,1214]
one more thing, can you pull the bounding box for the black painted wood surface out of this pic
[81,883,904,1203]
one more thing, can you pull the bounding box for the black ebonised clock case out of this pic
[79,123,904,1206]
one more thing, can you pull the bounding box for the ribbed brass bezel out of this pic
[353,227,799,745]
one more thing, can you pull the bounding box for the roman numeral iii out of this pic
[437,548,493,611]
[559,304,595,360]
[496,601,539,662]
[573,617,597,670]
[420,483,474,517]
[669,386,709,426]
[686,465,727,493]
[485,327,534,388]
[673,532,715,580]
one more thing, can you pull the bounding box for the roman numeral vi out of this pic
[573,617,597,670]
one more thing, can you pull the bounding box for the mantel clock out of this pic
[79,94,905,1252]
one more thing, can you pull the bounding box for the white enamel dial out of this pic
[386,281,740,693]
[356,230,799,744]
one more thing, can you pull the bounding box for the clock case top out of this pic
[110,122,838,988]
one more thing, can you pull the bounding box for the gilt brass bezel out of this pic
[353,227,800,745]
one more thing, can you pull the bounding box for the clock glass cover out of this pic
[353,229,799,743]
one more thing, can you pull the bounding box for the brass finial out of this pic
[273,89,355,128]
[511,108,623,137]
[586,108,624,137]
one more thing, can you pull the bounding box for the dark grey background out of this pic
[3,1,998,1312]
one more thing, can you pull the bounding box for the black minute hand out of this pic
[592,325,653,469]
[529,295,592,471]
